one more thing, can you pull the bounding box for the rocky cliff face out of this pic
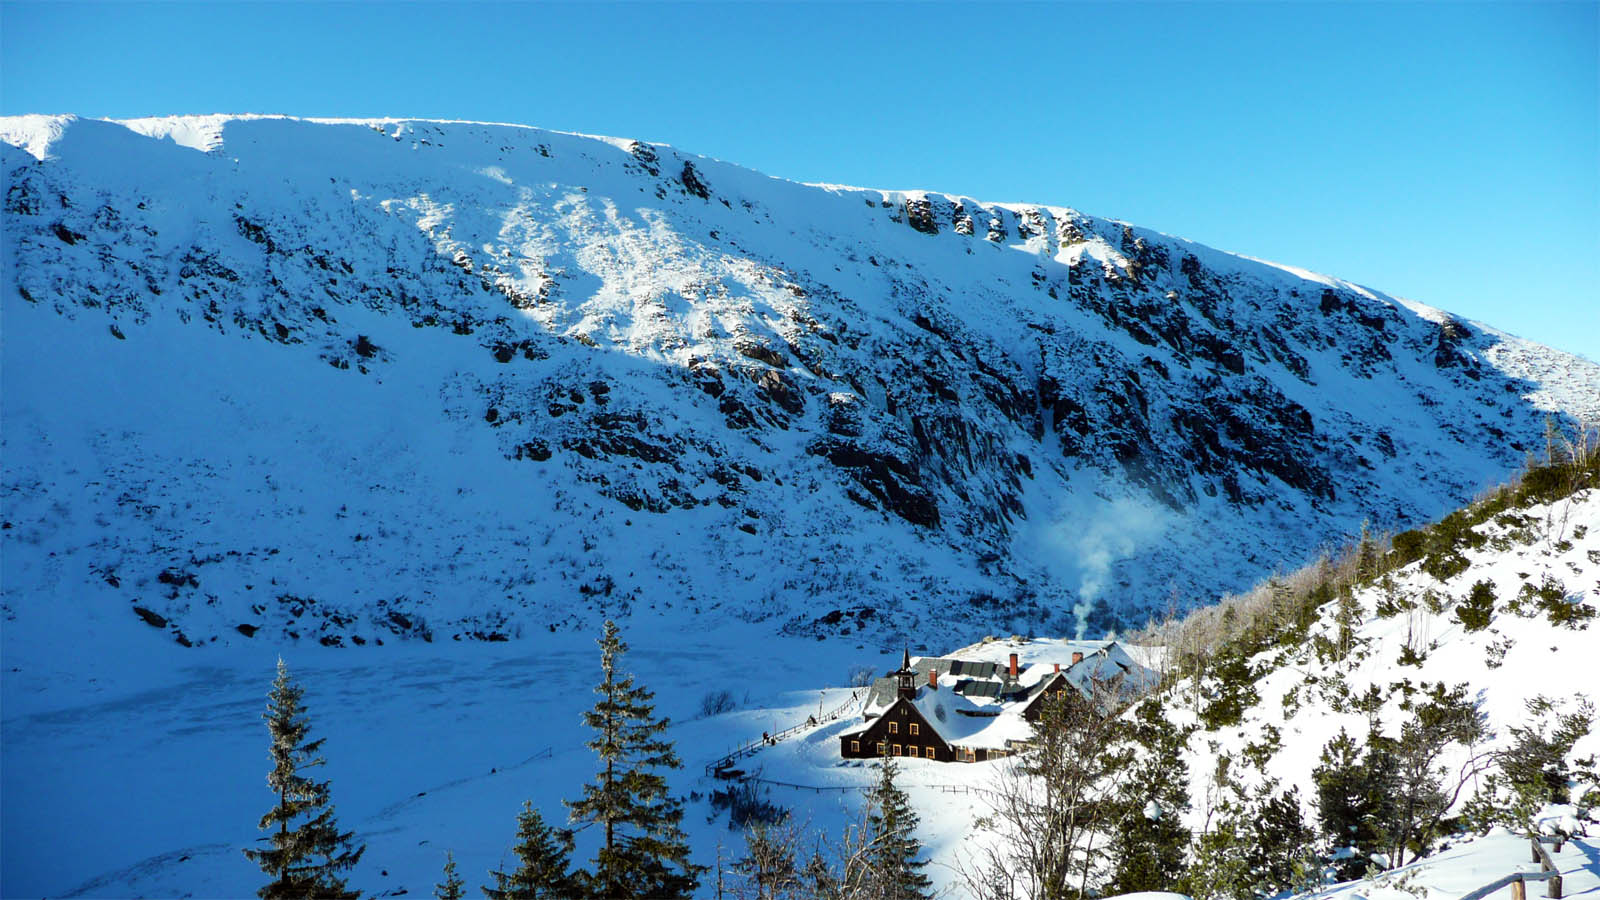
[2,114,1595,648]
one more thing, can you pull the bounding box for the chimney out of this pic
[1008,653,1018,677]
[1053,662,1060,673]
[928,668,939,689]
[1071,651,1084,665]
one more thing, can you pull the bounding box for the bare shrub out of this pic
[701,689,738,717]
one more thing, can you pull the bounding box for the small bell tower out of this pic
[896,647,916,699]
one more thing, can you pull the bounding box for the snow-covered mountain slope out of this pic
[3,462,1594,899]
[712,459,1600,898]
[3,114,1597,649]
[1149,460,1600,896]
[1168,470,1599,812]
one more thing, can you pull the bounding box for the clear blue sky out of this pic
[4,1,1596,360]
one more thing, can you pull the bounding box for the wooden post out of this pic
[1512,877,1527,900]
[1530,834,1563,898]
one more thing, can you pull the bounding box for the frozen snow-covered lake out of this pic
[2,621,920,897]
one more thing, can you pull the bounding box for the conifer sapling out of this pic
[482,801,577,899]
[436,851,465,900]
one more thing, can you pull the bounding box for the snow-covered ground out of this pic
[5,113,1598,654]
[5,114,1600,897]
[1157,479,1600,899]
[1172,485,1600,824]
[1,619,899,897]
[0,618,1117,895]
[1307,829,1599,900]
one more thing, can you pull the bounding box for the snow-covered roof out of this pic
[861,639,1144,713]
[908,685,1035,749]
[849,639,1157,750]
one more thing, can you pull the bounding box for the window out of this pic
[876,742,885,755]
[893,744,902,756]
[909,745,917,756]
[888,721,898,734]
[909,723,920,736]
[851,741,860,753]
[925,747,935,759]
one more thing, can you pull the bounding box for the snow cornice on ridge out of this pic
[0,113,1508,317]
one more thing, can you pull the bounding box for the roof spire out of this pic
[902,646,911,671]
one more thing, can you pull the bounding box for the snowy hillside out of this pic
[702,455,1600,899]
[1152,456,1600,897]
[1169,466,1599,817]
[3,457,1595,898]
[4,114,1598,651]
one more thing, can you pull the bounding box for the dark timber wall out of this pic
[838,697,955,762]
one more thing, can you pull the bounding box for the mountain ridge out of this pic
[3,113,1596,650]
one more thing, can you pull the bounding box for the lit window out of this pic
[909,723,919,736]
[876,742,885,755]
[851,741,860,753]
[908,745,917,756]
[893,744,902,756]
[925,747,935,759]
[888,721,898,734]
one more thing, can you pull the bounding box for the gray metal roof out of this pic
[947,659,999,678]
[865,655,1034,713]
[863,656,957,713]
[957,680,1002,699]
[852,643,1159,746]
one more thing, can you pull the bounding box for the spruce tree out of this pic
[436,851,465,900]
[730,821,810,899]
[1354,519,1380,583]
[1249,785,1315,892]
[243,659,365,900]
[863,753,933,900]
[566,620,700,898]
[1312,728,1392,880]
[1379,683,1486,867]
[801,849,840,900]
[1106,700,1192,894]
[1465,696,1594,831]
[483,802,577,899]
[1185,782,1312,900]
[1334,587,1362,659]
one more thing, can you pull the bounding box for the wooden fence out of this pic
[744,777,988,797]
[704,690,863,777]
[1459,835,1565,900]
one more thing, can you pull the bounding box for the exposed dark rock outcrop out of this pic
[3,115,1593,648]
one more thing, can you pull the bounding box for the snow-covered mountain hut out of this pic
[838,639,1154,763]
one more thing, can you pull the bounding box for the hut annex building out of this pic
[838,638,1153,763]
